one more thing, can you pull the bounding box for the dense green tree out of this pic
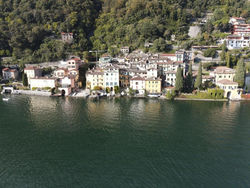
[194,63,202,90]
[220,41,227,61]
[184,63,193,93]
[152,38,167,52]
[226,52,232,68]
[0,0,249,63]
[203,48,217,58]
[22,73,28,87]
[234,59,245,88]
[175,67,184,93]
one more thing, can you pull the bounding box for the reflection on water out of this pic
[0,96,250,187]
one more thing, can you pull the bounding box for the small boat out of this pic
[3,98,10,101]
[148,94,160,98]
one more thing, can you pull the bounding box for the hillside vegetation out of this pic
[0,0,249,64]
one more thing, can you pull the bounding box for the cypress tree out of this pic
[220,41,227,61]
[185,63,193,93]
[175,67,183,93]
[22,73,28,87]
[226,52,232,68]
[234,59,245,88]
[194,63,202,90]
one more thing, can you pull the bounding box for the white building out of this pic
[67,57,81,70]
[229,17,246,25]
[226,35,250,50]
[24,67,42,84]
[147,68,158,78]
[130,76,145,95]
[165,71,177,86]
[58,76,75,96]
[29,78,57,89]
[104,66,119,89]
[54,68,68,78]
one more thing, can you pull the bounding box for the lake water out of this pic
[0,95,249,187]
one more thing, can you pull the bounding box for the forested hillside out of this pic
[0,0,249,64]
[0,0,102,64]
[92,0,249,52]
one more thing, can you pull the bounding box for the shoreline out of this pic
[2,90,250,102]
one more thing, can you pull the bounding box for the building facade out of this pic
[130,76,145,94]
[86,69,104,90]
[145,77,161,94]
[103,67,119,89]
[2,68,19,80]
[29,78,57,89]
[214,66,235,84]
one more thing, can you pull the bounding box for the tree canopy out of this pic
[234,59,245,88]
[0,0,249,64]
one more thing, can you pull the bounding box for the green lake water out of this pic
[0,95,249,187]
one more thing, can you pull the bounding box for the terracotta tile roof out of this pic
[24,66,41,71]
[217,79,238,85]
[2,68,9,71]
[131,76,145,81]
[146,77,162,81]
[165,71,177,74]
[215,66,235,74]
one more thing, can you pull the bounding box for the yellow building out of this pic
[145,77,162,94]
[86,69,104,90]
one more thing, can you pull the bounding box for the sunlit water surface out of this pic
[0,95,249,187]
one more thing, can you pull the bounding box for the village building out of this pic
[202,75,215,84]
[216,79,241,100]
[214,66,236,84]
[145,77,162,94]
[67,57,81,70]
[2,68,19,80]
[54,68,68,78]
[147,68,158,78]
[119,69,130,88]
[165,71,177,86]
[99,54,112,65]
[86,69,104,90]
[29,77,57,90]
[232,24,250,36]
[58,76,76,96]
[103,66,119,89]
[226,35,250,50]
[130,76,145,95]
[120,46,130,55]
[229,17,246,25]
[128,69,147,79]
[24,67,42,84]
[61,32,74,43]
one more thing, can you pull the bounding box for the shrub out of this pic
[114,86,120,94]
[42,87,51,91]
[186,89,224,99]
[207,88,224,99]
[32,87,38,91]
[106,87,110,93]
[166,90,176,100]
[93,86,102,91]
[203,48,217,58]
